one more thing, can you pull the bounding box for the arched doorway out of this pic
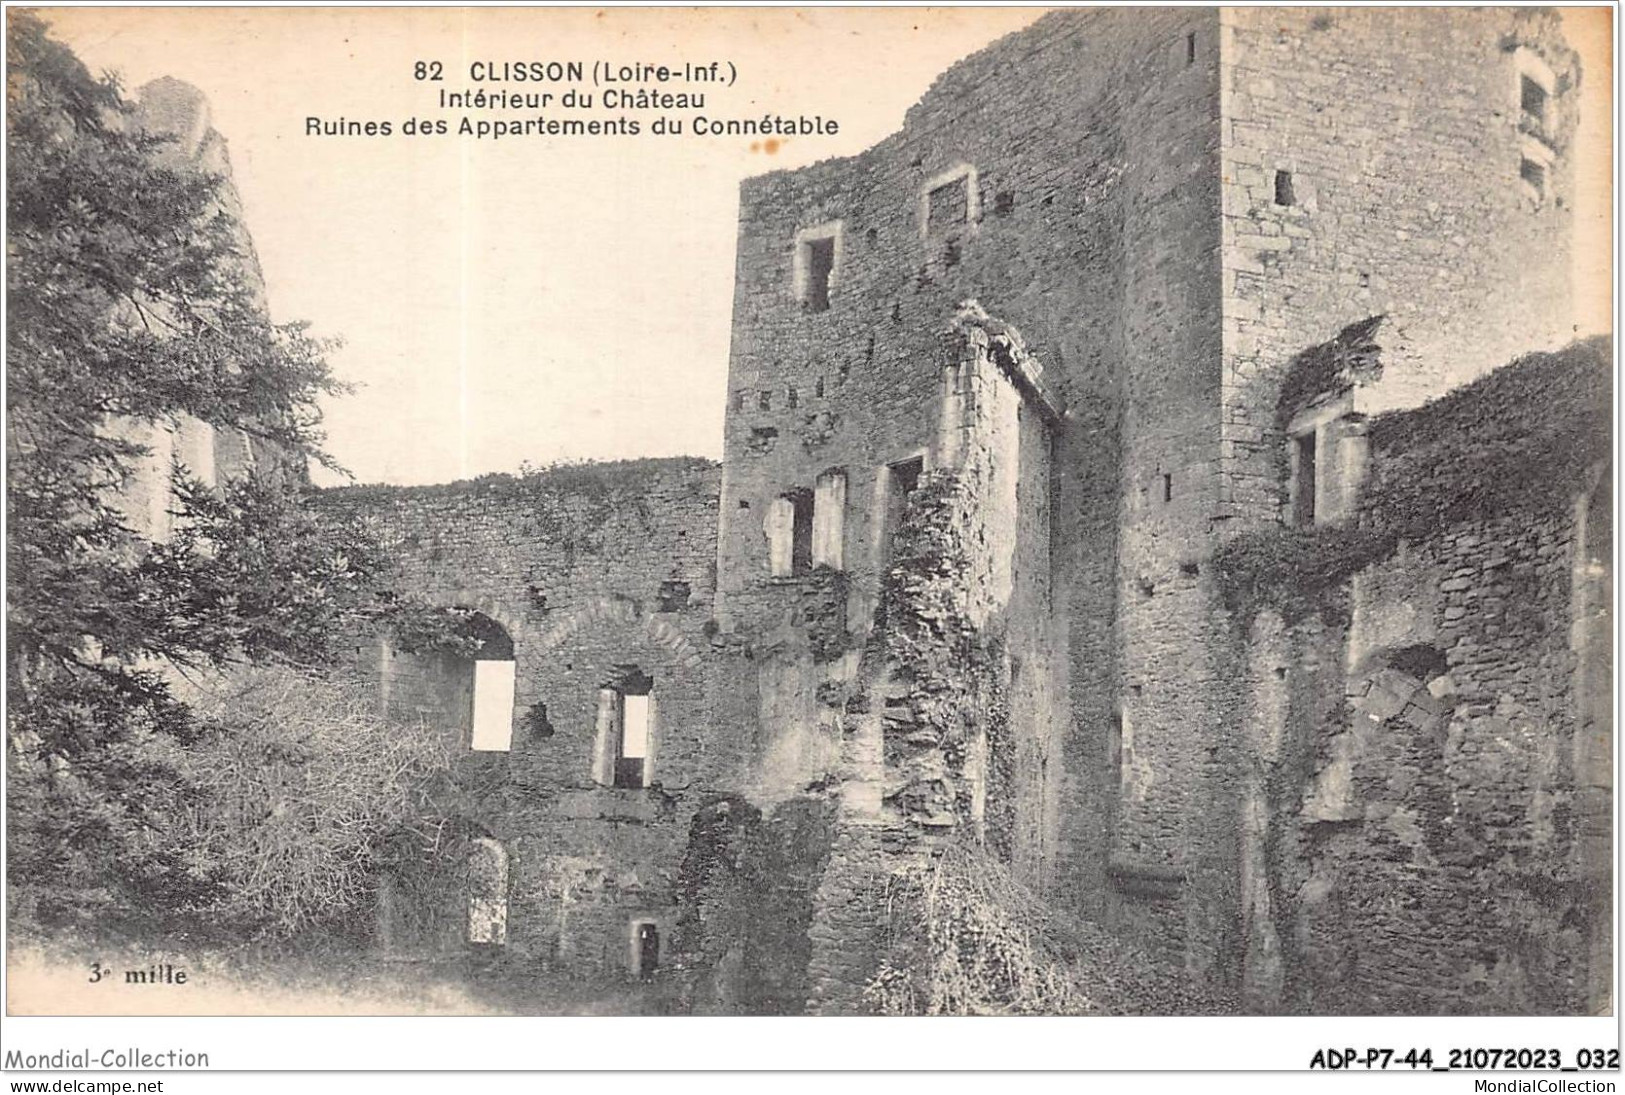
[629,918,661,979]
[382,608,517,752]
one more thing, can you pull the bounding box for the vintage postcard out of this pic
[3,2,1616,1078]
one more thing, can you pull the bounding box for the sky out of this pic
[38,6,1612,488]
[40,6,1048,487]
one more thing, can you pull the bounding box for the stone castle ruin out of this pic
[108,77,288,540]
[308,9,1609,1013]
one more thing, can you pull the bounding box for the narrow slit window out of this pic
[1186,32,1196,65]
[1292,431,1317,527]
[790,489,815,575]
[632,920,661,979]
[1162,473,1173,503]
[803,236,835,312]
[594,670,655,789]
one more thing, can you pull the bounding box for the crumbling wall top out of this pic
[135,76,212,156]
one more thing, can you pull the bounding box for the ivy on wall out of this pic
[868,469,1020,838]
[1273,314,1386,434]
[1216,336,1611,624]
[326,456,717,506]
[317,456,719,575]
[798,566,852,663]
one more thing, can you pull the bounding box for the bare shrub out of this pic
[163,666,452,939]
[866,842,1233,1015]
[865,843,1086,1015]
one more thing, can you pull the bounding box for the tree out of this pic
[4,13,406,933]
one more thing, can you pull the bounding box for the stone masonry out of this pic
[316,8,1605,1014]
[1231,339,1610,1013]
[318,459,723,980]
[111,78,282,540]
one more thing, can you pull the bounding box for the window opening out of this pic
[803,236,834,312]
[606,669,654,789]
[1109,713,1124,790]
[471,660,516,751]
[1520,157,1547,197]
[1521,75,1547,127]
[1292,431,1317,527]
[927,177,969,230]
[883,456,925,563]
[1274,170,1295,206]
[790,489,814,575]
[616,693,650,789]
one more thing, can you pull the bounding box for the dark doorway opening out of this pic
[637,922,660,979]
[883,456,925,564]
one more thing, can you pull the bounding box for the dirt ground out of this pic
[5,938,665,1016]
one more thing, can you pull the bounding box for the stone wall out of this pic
[306,8,1600,1014]
[1118,5,1587,983]
[317,458,724,981]
[109,78,279,541]
[713,8,1228,988]
[1219,7,1579,523]
[675,794,839,1014]
[1245,508,1595,1014]
[1227,340,1611,1015]
[709,6,1590,1001]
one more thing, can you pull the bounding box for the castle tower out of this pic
[109,79,273,540]
[711,6,1580,1009]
